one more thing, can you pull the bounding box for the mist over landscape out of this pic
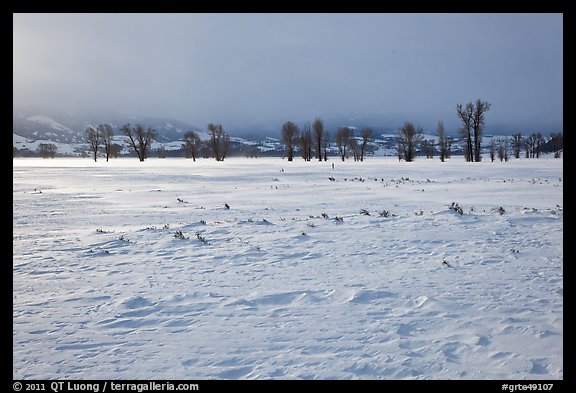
[13,13,562,139]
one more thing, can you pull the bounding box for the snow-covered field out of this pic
[13,156,563,380]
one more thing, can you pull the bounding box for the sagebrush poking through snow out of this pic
[173,231,187,240]
[449,202,464,215]
[13,157,562,380]
[196,232,209,244]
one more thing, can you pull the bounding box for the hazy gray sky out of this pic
[13,13,563,132]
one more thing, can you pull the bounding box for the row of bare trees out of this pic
[86,123,122,162]
[85,122,230,162]
[488,131,563,162]
[395,99,487,162]
[488,138,511,162]
[76,106,559,163]
[280,101,559,163]
[335,126,375,161]
[398,124,562,164]
[281,118,331,162]
[281,118,376,162]
[396,121,455,162]
[181,124,230,161]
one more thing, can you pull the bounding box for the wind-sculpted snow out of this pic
[13,157,562,379]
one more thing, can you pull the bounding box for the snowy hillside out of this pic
[13,110,205,146]
[26,115,74,133]
[13,157,562,379]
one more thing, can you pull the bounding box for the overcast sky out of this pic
[13,13,563,133]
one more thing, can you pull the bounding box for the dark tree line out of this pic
[502,131,562,160]
[25,101,564,162]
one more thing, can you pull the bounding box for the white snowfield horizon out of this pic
[13,156,563,380]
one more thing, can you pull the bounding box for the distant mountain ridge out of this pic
[13,110,206,144]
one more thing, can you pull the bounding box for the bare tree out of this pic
[121,123,156,161]
[98,124,115,162]
[207,123,229,161]
[489,139,497,162]
[360,127,374,161]
[498,138,509,162]
[437,121,449,162]
[312,118,324,161]
[321,131,330,161]
[446,136,454,159]
[208,123,220,160]
[281,121,299,161]
[471,99,491,162]
[349,135,360,162]
[182,131,202,161]
[525,133,545,158]
[457,100,491,162]
[456,102,474,162]
[299,124,313,161]
[533,132,545,158]
[511,132,523,159]
[335,127,352,161]
[86,126,100,162]
[396,122,423,162]
[37,143,57,158]
[524,134,532,158]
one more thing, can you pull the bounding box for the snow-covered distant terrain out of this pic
[25,115,75,133]
[13,157,563,379]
